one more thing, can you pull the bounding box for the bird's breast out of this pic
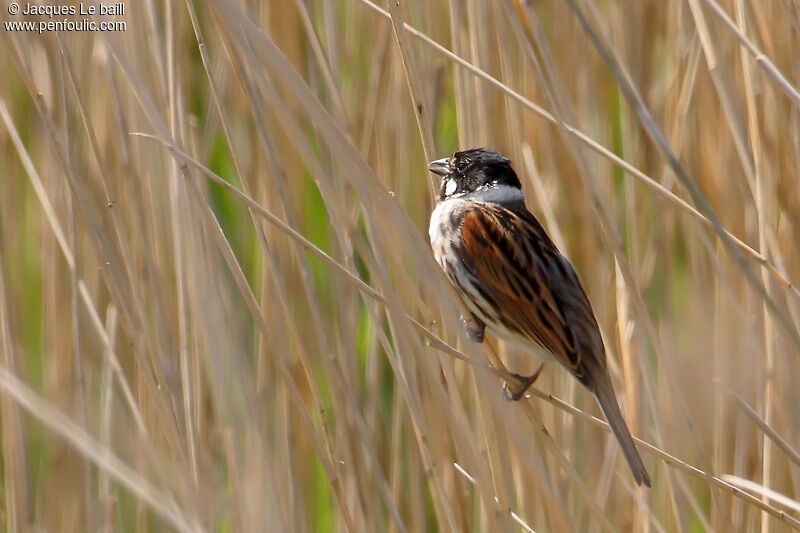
[428,199,469,268]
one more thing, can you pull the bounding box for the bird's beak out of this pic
[427,158,451,176]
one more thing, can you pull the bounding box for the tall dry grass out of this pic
[1,0,800,530]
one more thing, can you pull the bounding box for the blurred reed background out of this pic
[1,0,800,531]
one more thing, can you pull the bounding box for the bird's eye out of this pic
[456,158,471,172]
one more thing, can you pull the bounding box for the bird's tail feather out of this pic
[591,369,651,487]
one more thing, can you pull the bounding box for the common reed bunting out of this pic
[428,148,650,487]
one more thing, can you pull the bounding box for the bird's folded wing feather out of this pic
[456,205,600,372]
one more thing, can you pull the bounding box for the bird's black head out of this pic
[428,148,521,202]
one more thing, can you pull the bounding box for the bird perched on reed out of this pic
[427,148,650,487]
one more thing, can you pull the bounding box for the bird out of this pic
[427,148,651,487]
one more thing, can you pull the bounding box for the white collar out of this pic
[467,184,524,205]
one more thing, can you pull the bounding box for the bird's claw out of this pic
[460,314,485,343]
[502,364,544,401]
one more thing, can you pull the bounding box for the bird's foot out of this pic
[502,364,544,401]
[460,314,485,343]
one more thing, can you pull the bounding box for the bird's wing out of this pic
[455,204,605,374]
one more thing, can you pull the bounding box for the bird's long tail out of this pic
[590,367,651,487]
